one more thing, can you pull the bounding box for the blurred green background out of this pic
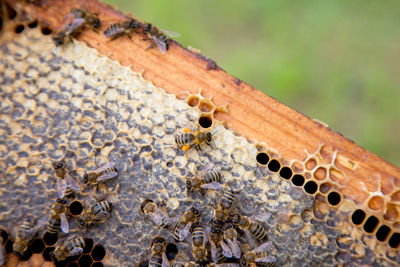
[102,0,400,166]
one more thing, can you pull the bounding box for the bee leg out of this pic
[200,188,206,196]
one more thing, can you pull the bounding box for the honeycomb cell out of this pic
[198,100,214,112]
[28,20,39,28]
[198,114,213,128]
[256,152,269,165]
[268,159,281,172]
[327,191,341,206]
[14,24,25,34]
[319,183,332,194]
[30,238,45,253]
[391,190,400,202]
[363,216,379,233]
[66,263,79,267]
[91,245,106,261]
[279,167,293,179]
[187,95,200,107]
[213,106,227,121]
[368,196,385,211]
[389,233,400,248]
[41,27,52,35]
[43,232,58,246]
[291,161,304,173]
[91,263,104,267]
[43,247,55,261]
[304,181,317,194]
[375,225,391,242]
[314,167,327,180]
[69,201,83,216]
[165,243,178,261]
[352,209,366,225]
[79,254,93,266]
[292,174,305,187]
[83,239,94,254]
[305,158,317,170]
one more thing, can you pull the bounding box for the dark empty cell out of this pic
[351,209,366,225]
[55,261,68,267]
[5,239,14,253]
[43,247,55,261]
[83,238,94,254]
[304,181,317,194]
[5,3,17,19]
[41,27,52,35]
[375,225,391,242]
[166,161,173,168]
[165,243,178,261]
[363,216,379,233]
[28,20,38,28]
[66,253,81,262]
[268,159,280,172]
[327,191,341,206]
[91,245,106,261]
[256,152,269,165]
[67,263,79,267]
[388,233,400,248]
[43,232,58,245]
[198,115,212,128]
[0,229,8,242]
[141,145,152,152]
[91,263,104,267]
[19,247,33,261]
[279,167,293,179]
[14,24,25,33]
[69,201,83,215]
[30,238,45,253]
[138,260,149,267]
[79,254,93,266]
[292,174,305,186]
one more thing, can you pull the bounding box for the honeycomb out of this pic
[0,5,399,267]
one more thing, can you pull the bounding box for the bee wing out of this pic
[253,241,273,253]
[153,37,167,54]
[57,178,67,198]
[65,173,81,191]
[227,239,241,258]
[160,28,180,38]
[60,213,69,233]
[94,211,111,221]
[252,212,271,223]
[65,18,85,34]
[38,211,51,228]
[69,247,83,257]
[220,239,232,258]
[255,255,276,263]
[200,181,222,190]
[162,252,170,267]
[209,240,218,263]
[180,222,192,241]
[95,171,118,182]
[93,162,115,173]
[149,209,164,225]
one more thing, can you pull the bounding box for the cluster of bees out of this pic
[1,160,119,264]
[137,127,277,266]
[53,7,178,53]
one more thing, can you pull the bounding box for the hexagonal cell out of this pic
[256,152,269,165]
[314,167,327,180]
[165,243,178,261]
[319,183,332,194]
[391,190,400,202]
[83,239,94,254]
[91,263,104,267]
[69,200,83,216]
[198,99,214,113]
[368,196,385,211]
[305,158,317,170]
[279,167,293,180]
[43,247,55,261]
[43,232,58,246]
[268,159,281,172]
[375,225,391,242]
[388,233,400,248]
[304,181,318,195]
[363,216,379,233]
[327,191,341,206]
[351,209,366,225]
[30,238,45,253]
[292,174,305,187]
[198,113,213,129]
[383,203,399,222]
[186,95,200,107]
[91,245,105,261]
[79,254,93,266]
[291,161,304,173]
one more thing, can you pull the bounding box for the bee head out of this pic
[53,37,64,47]
[93,18,101,29]
[143,23,152,32]
[53,161,65,170]
[129,19,141,29]
[206,132,212,142]
[56,198,67,204]
[190,207,200,216]
[223,223,233,231]
[186,179,192,190]
[83,173,89,184]
[78,218,86,228]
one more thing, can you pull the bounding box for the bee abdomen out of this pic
[149,253,163,267]
[104,23,123,37]
[249,222,268,240]
[47,216,61,234]
[92,201,112,215]
[192,226,204,247]
[175,133,194,146]
[173,222,186,242]
[204,171,221,183]
[220,190,235,210]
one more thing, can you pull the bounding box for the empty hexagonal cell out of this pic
[304,181,317,195]
[268,159,281,172]
[198,114,213,128]
[313,167,327,180]
[363,215,379,233]
[43,246,55,261]
[213,107,227,121]
[91,263,104,267]
[384,203,399,222]
[292,174,305,187]
[368,196,385,211]
[66,263,79,267]
[187,95,200,107]
[327,191,341,206]
[79,254,93,266]
[351,209,366,225]
[30,238,45,253]
[388,233,400,248]
[83,238,94,254]
[19,245,33,261]
[279,167,293,179]
[69,201,83,216]
[166,243,178,261]
[43,232,58,246]
[91,245,106,261]
[375,225,391,242]
[14,24,25,34]
[0,229,8,243]
[305,158,317,170]
[391,190,400,202]
[256,152,269,165]
[319,183,332,194]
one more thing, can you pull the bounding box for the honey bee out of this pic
[214,206,229,223]
[142,23,179,53]
[241,241,276,267]
[171,262,197,267]
[104,19,141,40]
[175,128,214,152]
[186,169,222,196]
[231,211,270,241]
[41,198,69,235]
[78,199,113,231]
[12,219,39,256]
[140,199,176,228]
[149,236,169,267]
[52,235,85,262]
[221,223,241,258]
[173,207,200,242]
[219,188,236,211]
[191,225,208,264]
[52,161,81,198]
[83,162,118,187]
[70,8,101,31]
[206,223,227,264]
[209,264,240,267]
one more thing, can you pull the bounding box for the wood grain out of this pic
[5,0,400,221]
